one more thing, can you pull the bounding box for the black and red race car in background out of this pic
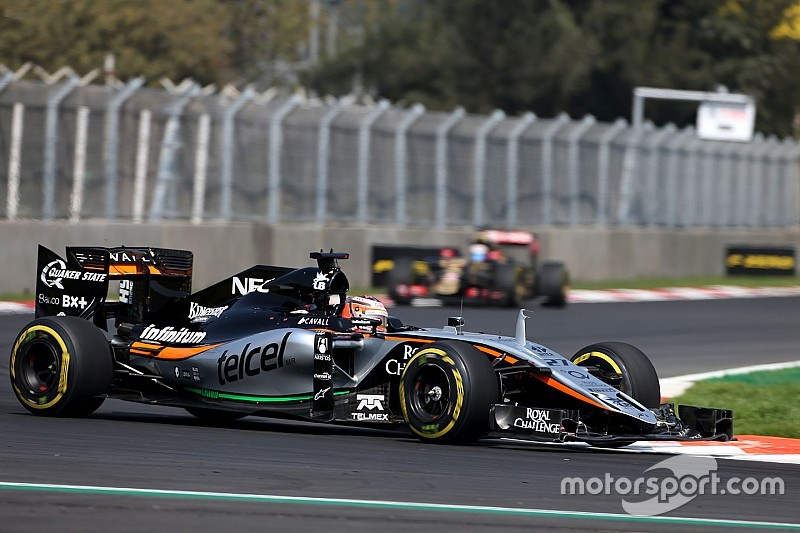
[387,230,569,307]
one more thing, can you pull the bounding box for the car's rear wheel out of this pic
[10,316,112,417]
[400,341,498,444]
[570,341,661,408]
[387,257,415,305]
[536,261,568,307]
[494,263,525,307]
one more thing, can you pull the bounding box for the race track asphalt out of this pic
[1,298,798,532]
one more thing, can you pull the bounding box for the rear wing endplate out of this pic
[35,245,193,325]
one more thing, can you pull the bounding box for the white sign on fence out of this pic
[696,100,756,142]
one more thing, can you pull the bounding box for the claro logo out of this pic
[217,332,291,385]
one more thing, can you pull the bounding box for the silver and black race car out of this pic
[9,245,733,446]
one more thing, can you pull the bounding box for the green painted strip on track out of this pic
[0,482,797,530]
[184,387,350,403]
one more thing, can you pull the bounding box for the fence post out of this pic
[472,109,505,227]
[595,119,626,225]
[766,136,787,228]
[761,137,779,227]
[680,135,704,227]
[266,95,302,224]
[664,127,694,228]
[316,95,355,224]
[42,76,80,220]
[190,113,212,224]
[315,95,353,223]
[434,107,465,228]
[219,87,254,221]
[505,112,535,228]
[6,103,24,220]
[617,119,646,226]
[149,84,200,222]
[355,100,390,224]
[0,70,13,92]
[132,110,152,224]
[394,103,425,226]
[541,113,569,225]
[699,140,718,227]
[764,137,785,227]
[69,106,90,223]
[707,144,723,227]
[745,133,767,227]
[781,139,800,226]
[1,68,19,220]
[641,123,674,226]
[566,115,595,225]
[710,139,733,227]
[104,77,145,219]
[733,137,758,227]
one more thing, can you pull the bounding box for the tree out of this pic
[306,0,800,137]
[0,0,234,85]
[1,0,799,136]
[220,0,309,87]
[697,0,800,136]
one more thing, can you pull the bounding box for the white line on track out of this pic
[0,481,797,529]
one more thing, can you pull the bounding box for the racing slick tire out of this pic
[387,257,416,305]
[400,341,498,444]
[10,316,112,417]
[185,407,248,423]
[494,263,525,307]
[570,342,661,408]
[536,261,568,307]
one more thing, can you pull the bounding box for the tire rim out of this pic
[19,340,61,397]
[578,354,628,395]
[410,364,451,423]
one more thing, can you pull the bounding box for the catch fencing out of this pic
[1,75,798,228]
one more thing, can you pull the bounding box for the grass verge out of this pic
[672,367,800,438]
[0,291,34,302]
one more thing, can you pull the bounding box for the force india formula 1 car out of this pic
[9,245,733,447]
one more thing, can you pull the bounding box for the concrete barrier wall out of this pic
[1,221,798,294]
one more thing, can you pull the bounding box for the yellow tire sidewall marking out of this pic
[573,351,622,375]
[10,325,71,410]
[400,346,465,439]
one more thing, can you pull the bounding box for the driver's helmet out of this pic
[469,242,489,262]
[342,295,388,333]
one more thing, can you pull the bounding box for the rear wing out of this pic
[476,230,536,246]
[36,245,193,326]
[475,230,541,263]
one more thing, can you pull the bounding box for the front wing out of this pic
[490,403,734,445]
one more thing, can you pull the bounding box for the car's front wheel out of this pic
[570,341,661,408]
[400,341,498,444]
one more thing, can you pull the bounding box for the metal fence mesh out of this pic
[1,78,798,227]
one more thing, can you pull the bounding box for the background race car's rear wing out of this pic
[476,230,537,246]
[36,245,193,327]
